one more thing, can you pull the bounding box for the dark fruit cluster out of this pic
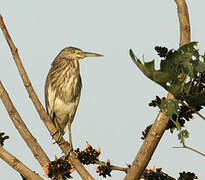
[167,104,203,133]
[155,46,168,57]
[178,171,198,180]
[148,96,165,107]
[96,160,112,178]
[75,142,101,165]
[141,124,152,140]
[148,96,200,133]
[143,168,197,180]
[44,155,73,179]
[143,168,175,180]
[0,132,9,146]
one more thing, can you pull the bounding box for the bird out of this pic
[45,47,103,153]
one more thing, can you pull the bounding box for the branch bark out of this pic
[175,0,191,46]
[0,146,43,180]
[0,81,50,168]
[0,14,94,180]
[124,1,191,180]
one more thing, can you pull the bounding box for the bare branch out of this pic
[124,110,170,180]
[0,14,94,180]
[173,145,205,157]
[95,160,128,172]
[0,146,43,180]
[124,0,191,179]
[174,0,191,46]
[0,81,50,168]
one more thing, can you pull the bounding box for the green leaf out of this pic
[158,99,181,130]
[178,130,189,144]
[159,99,178,118]
[130,42,205,107]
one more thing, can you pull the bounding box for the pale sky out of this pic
[0,1,204,179]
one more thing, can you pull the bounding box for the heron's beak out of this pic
[81,51,103,58]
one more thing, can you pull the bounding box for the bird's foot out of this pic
[66,145,78,158]
[66,145,73,156]
[51,130,63,144]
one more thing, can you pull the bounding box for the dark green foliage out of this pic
[130,42,205,107]
[178,130,189,144]
[148,96,197,133]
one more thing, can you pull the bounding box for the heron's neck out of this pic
[49,58,80,91]
[52,57,80,73]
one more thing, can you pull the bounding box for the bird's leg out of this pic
[52,117,63,144]
[67,120,73,155]
[66,119,78,158]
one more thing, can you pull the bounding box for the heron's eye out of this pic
[73,50,81,54]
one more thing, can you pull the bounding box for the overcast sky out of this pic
[0,1,205,179]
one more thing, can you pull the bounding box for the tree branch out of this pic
[0,14,94,180]
[174,0,191,46]
[95,160,128,172]
[0,146,43,180]
[0,81,50,168]
[124,1,191,179]
[124,109,170,180]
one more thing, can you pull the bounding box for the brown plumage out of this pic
[45,47,103,151]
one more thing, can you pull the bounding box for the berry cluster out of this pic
[44,155,73,179]
[143,168,175,180]
[141,124,152,140]
[166,105,199,132]
[75,142,101,165]
[44,142,102,179]
[178,171,198,180]
[96,160,112,178]
[149,96,164,107]
[155,46,168,57]
[0,132,9,146]
[143,168,197,180]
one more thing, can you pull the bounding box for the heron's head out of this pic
[59,47,103,60]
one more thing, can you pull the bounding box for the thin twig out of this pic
[0,81,50,168]
[95,160,128,172]
[173,145,205,157]
[0,146,43,180]
[0,14,94,180]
